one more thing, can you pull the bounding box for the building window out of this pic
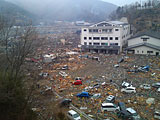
[137,50,139,53]
[84,37,87,40]
[115,43,118,45]
[143,38,148,41]
[101,37,108,40]
[147,51,153,53]
[142,51,144,53]
[93,37,100,40]
[110,43,118,46]
[110,37,113,40]
[93,29,98,32]
[101,43,108,46]
[89,42,92,45]
[89,37,92,40]
[109,29,112,32]
[115,29,119,31]
[84,29,87,32]
[102,29,108,32]
[84,42,87,45]
[93,43,100,45]
[89,29,92,32]
[115,37,119,40]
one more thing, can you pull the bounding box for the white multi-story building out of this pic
[81,21,131,54]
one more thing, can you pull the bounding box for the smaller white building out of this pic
[126,31,160,55]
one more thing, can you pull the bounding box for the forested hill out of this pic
[0,0,36,25]
[6,0,117,22]
[110,3,160,32]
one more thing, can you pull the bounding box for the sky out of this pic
[102,0,139,6]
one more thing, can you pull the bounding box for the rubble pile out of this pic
[24,31,160,120]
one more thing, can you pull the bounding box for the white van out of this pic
[154,111,160,119]
[67,110,81,120]
[101,103,119,112]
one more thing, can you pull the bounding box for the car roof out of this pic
[81,91,88,94]
[156,83,160,85]
[126,87,135,89]
[106,95,115,99]
[118,102,126,110]
[122,82,130,86]
[121,110,131,116]
[76,80,82,82]
[63,98,71,101]
[108,95,114,98]
[68,110,77,114]
[126,108,136,114]
[102,103,114,106]
[118,102,125,106]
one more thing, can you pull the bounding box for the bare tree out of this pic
[0,15,37,120]
[0,16,37,78]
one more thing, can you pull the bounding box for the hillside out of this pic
[110,3,160,32]
[6,0,117,22]
[0,0,37,25]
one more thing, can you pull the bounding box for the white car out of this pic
[91,93,101,99]
[84,86,93,91]
[59,71,68,77]
[154,110,160,119]
[101,103,119,112]
[157,88,160,92]
[67,110,81,120]
[105,95,115,103]
[121,87,136,93]
[140,84,151,90]
[126,108,141,120]
[122,81,132,88]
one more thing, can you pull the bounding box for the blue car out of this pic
[76,92,90,98]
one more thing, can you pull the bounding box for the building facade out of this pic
[126,31,160,55]
[81,21,131,54]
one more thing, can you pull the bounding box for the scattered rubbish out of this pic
[59,71,68,78]
[39,72,49,77]
[80,107,87,110]
[118,58,124,63]
[92,56,100,61]
[146,98,155,104]
[152,82,160,88]
[61,65,69,70]
[114,64,119,68]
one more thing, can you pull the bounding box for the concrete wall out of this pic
[131,46,160,55]
[128,35,160,47]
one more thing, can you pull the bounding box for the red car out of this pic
[73,80,82,85]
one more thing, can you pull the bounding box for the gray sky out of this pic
[102,0,139,6]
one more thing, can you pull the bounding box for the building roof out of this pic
[128,31,160,40]
[126,42,160,51]
[90,21,129,27]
